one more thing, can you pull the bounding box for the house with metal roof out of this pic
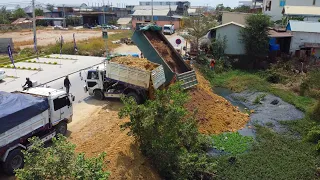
[283,6,320,21]
[286,20,320,58]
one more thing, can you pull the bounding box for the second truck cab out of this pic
[163,24,175,35]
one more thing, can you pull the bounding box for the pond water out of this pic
[213,87,248,112]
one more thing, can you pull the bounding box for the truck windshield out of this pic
[87,71,99,80]
[164,27,170,30]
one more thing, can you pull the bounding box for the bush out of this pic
[15,135,110,179]
[22,67,26,69]
[119,84,216,179]
[27,67,31,70]
[33,68,38,70]
[253,93,267,104]
[48,62,52,64]
[305,125,320,143]
[33,60,37,63]
[311,100,320,122]
[54,62,58,65]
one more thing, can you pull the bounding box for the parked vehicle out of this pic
[0,69,6,81]
[84,58,166,104]
[0,87,75,175]
[163,24,175,35]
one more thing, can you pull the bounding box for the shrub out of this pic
[27,67,32,70]
[311,100,320,122]
[15,135,110,179]
[17,66,20,69]
[33,68,38,70]
[27,60,31,63]
[33,60,37,63]
[119,84,216,179]
[53,62,58,65]
[22,67,26,69]
[48,62,52,64]
[305,125,320,143]
[253,93,267,104]
[45,55,50,58]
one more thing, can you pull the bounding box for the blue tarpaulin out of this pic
[0,92,49,134]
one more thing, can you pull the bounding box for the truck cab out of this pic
[163,24,175,35]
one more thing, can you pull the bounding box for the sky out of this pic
[0,0,241,9]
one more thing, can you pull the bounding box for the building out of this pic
[131,6,182,29]
[263,0,320,21]
[208,22,246,55]
[222,11,252,26]
[23,5,51,17]
[117,17,132,28]
[139,1,190,15]
[283,6,320,21]
[286,20,320,58]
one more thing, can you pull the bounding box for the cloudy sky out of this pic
[1,0,241,9]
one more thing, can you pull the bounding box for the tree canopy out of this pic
[240,14,271,58]
[0,7,10,24]
[12,7,26,19]
[35,8,44,16]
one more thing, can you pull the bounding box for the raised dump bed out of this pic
[132,25,198,89]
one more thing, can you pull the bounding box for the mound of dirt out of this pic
[69,101,160,180]
[185,72,250,134]
[111,56,158,71]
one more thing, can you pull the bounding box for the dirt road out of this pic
[0,30,115,49]
[68,99,160,180]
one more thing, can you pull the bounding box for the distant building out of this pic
[286,20,320,58]
[131,6,182,29]
[139,1,190,15]
[262,0,320,21]
[222,11,252,26]
[23,5,51,17]
[283,6,320,22]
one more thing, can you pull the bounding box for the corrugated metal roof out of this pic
[283,6,320,16]
[117,17,132,25]
[132,9,169,16]
[210,22,245,30]
[133,5,177,11]
[288,20,320,33]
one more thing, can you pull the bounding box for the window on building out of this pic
[166,2,170,5]
[136,16,142,21]
[265,0,272,11]
[160,2,163,5]
[313,0,316,5]
[146,2,150,5]
[280,0,286,7]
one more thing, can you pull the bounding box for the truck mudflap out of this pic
[176,70,198,90]
[151,65,166,89]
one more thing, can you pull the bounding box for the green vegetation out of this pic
[119,84,216,179]
[253,93,267,105]
[211,132,253,155]
[53,62,58,65]
[215,127,318,180]
[15,135,109,179]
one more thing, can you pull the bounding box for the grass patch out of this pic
[212,132,253,155]
[253,93,267,105]
[215,127,319,180]
[197,65,316,112]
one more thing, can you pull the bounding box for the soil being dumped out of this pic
[185,72,250,134]
[69,101,160,180]
[144,31,183,73]
[111,56,158,71]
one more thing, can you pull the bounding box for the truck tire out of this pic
[56,121,67,136]
[94,90,104,100]
[127,92,141,104]
[3,149,24,175]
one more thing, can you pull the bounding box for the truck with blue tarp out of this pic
[132,24,198,89]
[0,88,74,175]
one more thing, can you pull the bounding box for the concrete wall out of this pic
[263,0,320,21]
[290,31,320,57]
[132,18,181,29]
[222,12,251,26]
[216,25,245,55]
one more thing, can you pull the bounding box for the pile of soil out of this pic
[69,101,160,180]
[111,56,158,71]
[185,72,250,134]
[144,31,181,73]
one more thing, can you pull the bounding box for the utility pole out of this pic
[103,0,106,24]
[63,4,66,28]
[32,0,36,49]
[151,0,154,23]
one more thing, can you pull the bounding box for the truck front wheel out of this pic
[94,90,104,100]
[56,121,67,136]
[127,92,141,104]
[3,149,24,175]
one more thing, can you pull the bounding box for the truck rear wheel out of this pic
[127,92,141,104]
[94,90,104,100]
[3,149,24,175]
[56,121,67,136]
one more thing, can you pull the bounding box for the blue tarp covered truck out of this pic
[0,88,74,175]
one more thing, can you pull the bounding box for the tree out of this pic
[119,84,216,180]
[233,5,251,13]
[182,15,217,54]
[46,4,54,17]
[12,6,26,19]
[15,135,110,180]
[240,14,271,60]
[35,8,44,16]
[211,35,227,60]
[0,6,10,24]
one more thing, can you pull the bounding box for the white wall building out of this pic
[287,20,320,58]
[263,0,320,20]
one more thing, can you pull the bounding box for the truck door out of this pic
[51,95,72,125]
[86,70,103,94]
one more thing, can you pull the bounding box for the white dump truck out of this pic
[84,59,166,104]
[0,87,74,175]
